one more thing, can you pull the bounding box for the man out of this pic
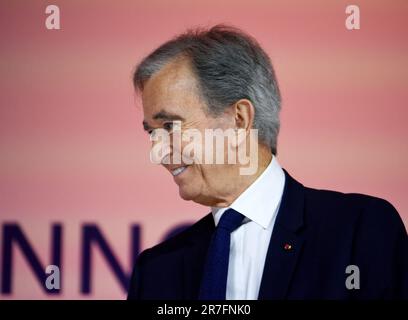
[127,25,407,300]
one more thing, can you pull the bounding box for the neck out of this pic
[211,145,273,208]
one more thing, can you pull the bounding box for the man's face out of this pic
[141,58,238,206]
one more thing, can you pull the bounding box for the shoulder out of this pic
[136,213,214,263]
[303,185,406,236]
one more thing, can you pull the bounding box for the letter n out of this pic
[1,223,62,294]
[80,224,140,294]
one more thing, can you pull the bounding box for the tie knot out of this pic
[217,208,245,233]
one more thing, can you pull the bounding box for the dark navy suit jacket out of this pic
[128,170,408,299]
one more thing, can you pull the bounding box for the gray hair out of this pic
[133,24,281,155]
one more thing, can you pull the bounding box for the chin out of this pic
[178,188,195,201]
[178,184,201,202]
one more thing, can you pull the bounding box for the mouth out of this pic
[171,166,189,177]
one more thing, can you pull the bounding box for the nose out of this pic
[149,137,171,165]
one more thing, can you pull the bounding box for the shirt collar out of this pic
[211,156,286,229]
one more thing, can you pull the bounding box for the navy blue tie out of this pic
[199,208,245,300]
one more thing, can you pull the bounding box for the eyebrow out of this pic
[142,110,185,131]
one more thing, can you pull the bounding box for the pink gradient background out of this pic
[0,0,407,299]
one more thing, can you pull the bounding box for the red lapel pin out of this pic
[284,243,292,251]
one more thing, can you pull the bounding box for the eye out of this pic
[163,122,173,132]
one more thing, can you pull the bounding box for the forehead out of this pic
[141,57,204,117]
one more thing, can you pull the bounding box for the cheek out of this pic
[179,138,204,165]
[193,164,218,186]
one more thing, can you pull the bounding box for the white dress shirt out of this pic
[211,156,285,300]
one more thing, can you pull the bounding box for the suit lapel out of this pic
[258,169,305,299]
[182,214,215,299]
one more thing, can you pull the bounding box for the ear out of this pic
[229,99,255,149]
[234,99,255,131]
